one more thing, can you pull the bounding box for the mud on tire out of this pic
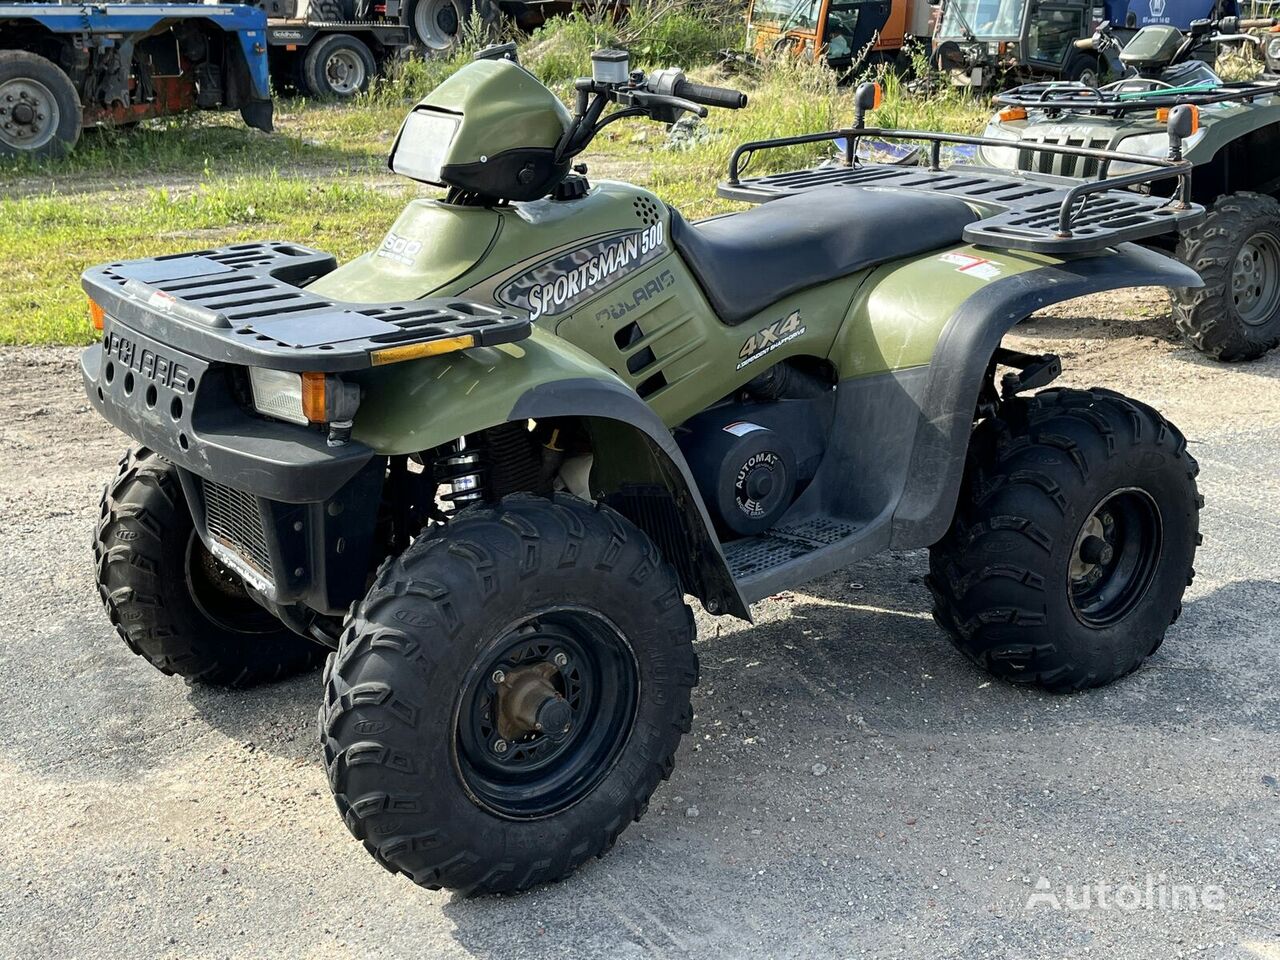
[94,447,326,687]
[928,388,1203,693]
[320,493,698,895]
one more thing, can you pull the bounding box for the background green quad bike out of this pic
[979,15,1280,361]
[84,48,1205,894]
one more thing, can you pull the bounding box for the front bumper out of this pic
[82,323,383,614]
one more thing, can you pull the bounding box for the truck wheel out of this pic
[1172,192,1280,361]
[1061,53,1100,86]
[302,34,376,99]
[408,0,498,52]
[321,493,698,894]
[95,447,326,687]
[927,388,1202,693]
[0,50,82,158]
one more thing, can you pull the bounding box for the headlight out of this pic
[1110,129,1206,176]
[1268,36,1280,61]
[976,122,1020,170]
[248,368,360,426]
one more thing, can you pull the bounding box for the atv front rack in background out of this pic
[83,242,531,373]
[718,127,1203,255]
[994,78,1280,112]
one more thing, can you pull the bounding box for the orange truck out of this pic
[745,0,936,71]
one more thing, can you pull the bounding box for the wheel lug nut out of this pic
[491,669,505,684]
[553,652,567,667]
[492,739,508,754]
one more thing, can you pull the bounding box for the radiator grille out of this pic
[1017,135,1114,179]
[201,479,273,580]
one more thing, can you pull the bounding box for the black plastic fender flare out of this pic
[890,241,1203,549]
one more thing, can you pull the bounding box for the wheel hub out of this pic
[1231,231,1280,326]
[0,78,58,149]
[493,661,573,743]
[455,608,639,819]
[1068,489,1163,628]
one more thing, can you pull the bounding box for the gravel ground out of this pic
[1,294,1278,960]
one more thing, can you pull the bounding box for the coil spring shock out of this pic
[433,438,487,513]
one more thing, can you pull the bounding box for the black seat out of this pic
[669,185,980,326]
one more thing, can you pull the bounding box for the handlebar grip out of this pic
[672,78,748,109]
[1073,36,1096,49]
[1238,17,1277,27]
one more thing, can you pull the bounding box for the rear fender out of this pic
[352,326,747,619]
[890,242,1202,547]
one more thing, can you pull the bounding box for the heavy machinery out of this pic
[85,51,1205,893]
[932,0,1243,88]
[0,2,272,157]
[746,0,935,72]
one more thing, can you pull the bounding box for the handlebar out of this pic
[672,78,747,110]
[1073,36,1095,50]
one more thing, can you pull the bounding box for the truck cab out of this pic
[746,0,935,72]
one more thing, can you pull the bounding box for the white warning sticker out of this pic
[939,251,1003,280]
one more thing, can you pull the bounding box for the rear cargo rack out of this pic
[718,127,1203,254]
[994,78,1280,112]
[83,241,530,372]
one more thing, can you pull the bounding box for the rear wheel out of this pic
[0,50,82,158]
[321,493,698,894]
[928,388,1202,692]
[1173,192,1280,361]
[302,34,376,99]
[95,447,326,687]
[1061,53,1100,86]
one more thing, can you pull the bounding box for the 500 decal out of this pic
[498,223,666,321]
[377,231,423,266]
[736,310,805,370]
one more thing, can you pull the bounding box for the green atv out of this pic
[85,46,1206,893]
[979,15,1280,360]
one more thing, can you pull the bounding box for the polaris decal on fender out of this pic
[498,224,666,321]
[736,310,805,370]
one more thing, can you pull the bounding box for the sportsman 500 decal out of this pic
[498,225,666,321]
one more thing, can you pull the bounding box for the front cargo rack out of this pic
[717,127,1204,254]
[82,241,530,373]
[994,78,1280,112]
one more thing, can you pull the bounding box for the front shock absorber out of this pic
[433,437,487,513]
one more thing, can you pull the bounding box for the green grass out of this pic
[0,7,989,345]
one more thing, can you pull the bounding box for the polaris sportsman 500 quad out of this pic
[84,47,1206,893]
[979,15,1280,360]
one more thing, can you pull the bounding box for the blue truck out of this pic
[0,2,273,157]
[933,0,1240,87]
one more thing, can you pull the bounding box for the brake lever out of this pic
[618,89,709,120]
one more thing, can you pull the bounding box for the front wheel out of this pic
[321,494,698,894]
[1173,192,1280,361]
[94,448,327,687]
[928,388,1202,693]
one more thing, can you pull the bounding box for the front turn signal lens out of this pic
[301,371,328,423]
[88,298,105,331]
[370,334,476,366]
[1156,104,1199,134]
[998,106,1028,122]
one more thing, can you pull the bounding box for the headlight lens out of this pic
[248,367,310,425]
[976,122,1020,170]
[1268,36,1280,61]
[1110,129,1205,176]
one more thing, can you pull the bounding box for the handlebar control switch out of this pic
[591,48,630,85]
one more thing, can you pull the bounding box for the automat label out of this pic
[497,225,667,322]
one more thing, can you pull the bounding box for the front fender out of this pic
[891,241,1202,547]
[352,326,748,619]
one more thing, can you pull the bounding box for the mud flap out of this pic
[241,98,274,133]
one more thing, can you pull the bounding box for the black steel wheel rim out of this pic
[1068,488,1163,628]
[454,607,639,819]
[184,532,280,635]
